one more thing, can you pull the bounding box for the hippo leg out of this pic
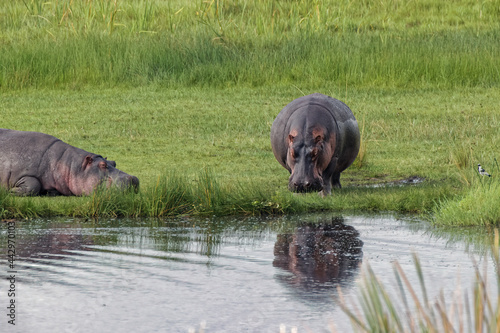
[11,176,42,196]
[331,172,342,189]
[319,186,331,198]
[318,158,340,197]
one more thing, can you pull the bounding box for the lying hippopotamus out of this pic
[0,129,139,196]
[270,93,360,195]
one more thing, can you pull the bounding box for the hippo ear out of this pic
[288,134,295,144]
[315,135,323,144]
[82,155,93,169]
[108,160,117,168]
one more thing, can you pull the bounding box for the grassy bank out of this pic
[1,86,498,220]
[1,1,500,223]
[0,169,455,219]
[433,161,500,226]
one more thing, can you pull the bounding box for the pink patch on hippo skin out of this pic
[286,129,299,172]
[98,161,108,171]
[55,157,103,196]
[311,128,325,143]
[49,161,73,196]
[287,129,298,145]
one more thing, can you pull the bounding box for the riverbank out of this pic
[1,86,498,224]
[1,1,499,225]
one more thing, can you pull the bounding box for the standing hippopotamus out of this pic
[0,129,139,196]
[270,93,360,195]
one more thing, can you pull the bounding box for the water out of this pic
[0,214,495,333]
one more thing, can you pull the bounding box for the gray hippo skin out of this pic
[270,93,360,195]
[0,129,139,196]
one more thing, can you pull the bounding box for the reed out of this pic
[338,230,500,332]
[145,173,193,217]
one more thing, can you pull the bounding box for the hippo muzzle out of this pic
[287,152,324,193]
[114,174,140,192]
[107,164,140,193]
[81,156,140,195]
[288,174,324,193]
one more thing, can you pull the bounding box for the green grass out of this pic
[2,30,500,89]
[0,86,498,220]
[0,169,455,219]
[433,160,500,226]
[1,1,500,223]
[1,1,500,90]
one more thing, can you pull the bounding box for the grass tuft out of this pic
[145,173,193,217]
[338,229,500,332]
[0,171,452,219]
[434,160,500,226]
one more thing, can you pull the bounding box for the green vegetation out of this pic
[1,0,500,89]
[0,171,454,219]
[338,230,500,332]
[434,160,500,226]
[1,0,499,222]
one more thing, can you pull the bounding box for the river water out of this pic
[0,214,495,333]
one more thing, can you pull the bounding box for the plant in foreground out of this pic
[337,230,500,332]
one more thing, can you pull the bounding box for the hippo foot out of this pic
[318,190,331,197]
[11,176,42,196]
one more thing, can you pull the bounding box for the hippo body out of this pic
[270,93,360,195]
[0,129,139,196]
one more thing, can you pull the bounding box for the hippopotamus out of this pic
[273,219,363,286]
[0,129,139,196]
[270,93,360,195]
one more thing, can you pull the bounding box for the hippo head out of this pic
[286,128,334,193]
[70,154,139,195]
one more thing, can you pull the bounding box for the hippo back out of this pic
[0,129,61,188]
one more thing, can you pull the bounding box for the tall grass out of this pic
[0,170,450,219]
[2,29,499,89]
[145,173,193,217]
[1,1,500,89]
[338,230,500,332]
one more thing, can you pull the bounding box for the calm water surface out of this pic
[0,214,494,333]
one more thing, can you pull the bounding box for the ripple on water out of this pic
[0,214,494,333]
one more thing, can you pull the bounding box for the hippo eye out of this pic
[99,161,108,170]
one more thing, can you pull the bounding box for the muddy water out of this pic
[0,214,494,333]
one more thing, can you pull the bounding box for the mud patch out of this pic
[395,175,425,185]
[355,175,425,188]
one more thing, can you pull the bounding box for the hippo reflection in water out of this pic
[273,218,363,298]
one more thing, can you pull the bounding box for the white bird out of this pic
[478,164,491,177]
